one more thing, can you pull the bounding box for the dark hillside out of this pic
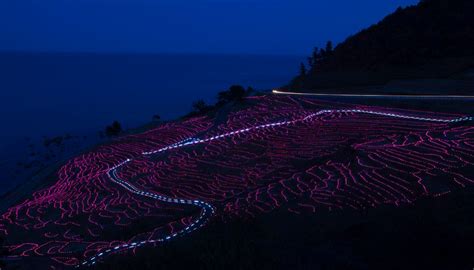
[88,187,474,270]
[287,0,474,91]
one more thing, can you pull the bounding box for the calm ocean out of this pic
[0,52,303,193]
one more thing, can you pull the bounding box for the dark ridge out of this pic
[286,0,474,92]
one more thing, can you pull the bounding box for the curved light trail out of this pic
[79,108,473,267]
[79,165,214,267]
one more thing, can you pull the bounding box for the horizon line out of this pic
[0,49,306,58]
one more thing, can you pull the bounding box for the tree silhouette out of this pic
[325,41,333,55]
[299,63,307,77]
[192,100,209,113]
[217,85,246,105]
[228,85,246,101]
[246,86,255,96]
[105,121,122,137]
[152,114,161,121]
[308,47,319,69]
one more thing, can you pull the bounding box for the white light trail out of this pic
[79,108,472,267]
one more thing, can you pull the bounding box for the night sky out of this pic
[1,0,419,55]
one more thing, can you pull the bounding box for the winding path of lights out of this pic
[79,109,473,267]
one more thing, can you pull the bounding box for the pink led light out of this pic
[0,95,472,268]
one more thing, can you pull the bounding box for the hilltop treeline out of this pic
[288,0,474,90]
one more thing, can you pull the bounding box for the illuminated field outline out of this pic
[79,108,473,267]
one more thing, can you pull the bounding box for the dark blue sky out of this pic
[1,0,419,55]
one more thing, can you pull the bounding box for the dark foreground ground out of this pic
[83,187,474,270]
[5,169,474,270]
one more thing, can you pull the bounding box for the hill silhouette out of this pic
[287,0,474,92]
